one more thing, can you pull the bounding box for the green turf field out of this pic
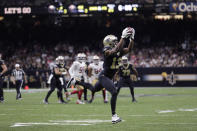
[0,88,197,131]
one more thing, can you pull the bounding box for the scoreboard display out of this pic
[0,4,139,15]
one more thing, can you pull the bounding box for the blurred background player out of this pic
[81,53,89,102]
[115,56,138,103]
[47,57,69,101]
[66,53,86,104]
[91,27,135,124]
[43,56,67,104]
[0,53,8,103]
[88,55,108,103]
[11,64,27,100]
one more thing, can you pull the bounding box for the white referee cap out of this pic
[15,64,20,68]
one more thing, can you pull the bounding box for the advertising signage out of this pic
[170,2,197,12]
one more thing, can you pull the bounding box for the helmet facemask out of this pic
[103,35,118,49]
[122,56,128,67]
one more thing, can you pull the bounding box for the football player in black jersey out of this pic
[0,53,8,103]
[115,56,138,102]
[43,56,68,104]
[92,27,135,124]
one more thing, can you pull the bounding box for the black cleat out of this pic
[58,100,67,104]
[104,100,108,103]
[43,99,49,104]
[88,99,93,104]
[132,99,137,103]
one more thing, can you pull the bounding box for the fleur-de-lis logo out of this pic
[172,3,179,11]
[167,71,178,86]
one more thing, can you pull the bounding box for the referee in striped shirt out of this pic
[11,64,27,100]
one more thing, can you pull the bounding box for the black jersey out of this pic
[0,60,5,73]
[118,64,133,79]
[52,63,66,78]
[103,47,123,79]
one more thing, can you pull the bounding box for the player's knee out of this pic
[50,88,55,92]
[111,89,117,96]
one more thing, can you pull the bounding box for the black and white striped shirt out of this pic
[12,69,25,81]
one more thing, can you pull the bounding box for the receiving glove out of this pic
[129,28,135,41]
[121,27,132,39]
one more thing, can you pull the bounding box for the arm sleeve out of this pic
[22,69,26,76]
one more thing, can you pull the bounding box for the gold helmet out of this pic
[122,56,128,65]
[57,56,65,66]
[103,35,118,48]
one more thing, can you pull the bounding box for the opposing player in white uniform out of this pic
[81,53,89,101]
[88,55,108,103]
[66,53,85,104]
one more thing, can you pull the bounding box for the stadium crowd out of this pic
[0,17,197,70]
[0,16,197,88]
[1,40,197,71]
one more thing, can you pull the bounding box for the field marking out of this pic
[11,119,116,127]
[157,108,197,113]
[0,114,7,115]
[49,119,112,123]
[178,108,197,112]
[145,123,197,125]
[11,122,91,127]
[158,110,175,113]
[3,113,197,117]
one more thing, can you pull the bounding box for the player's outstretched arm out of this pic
[105,27,133,56]
[122,28,135,55]
[122,39,134,55]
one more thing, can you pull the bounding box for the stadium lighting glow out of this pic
[0,16,4,21]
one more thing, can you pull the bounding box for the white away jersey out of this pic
[89,61,103,80]
[69,61,84,81]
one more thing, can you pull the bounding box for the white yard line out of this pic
[10,119,115,127]
[49,119,112,123]
[178,108,197,112]
[157,110,175,113]
[145,123,197,125]
[157,108,197,113]
[11,122,92,127]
